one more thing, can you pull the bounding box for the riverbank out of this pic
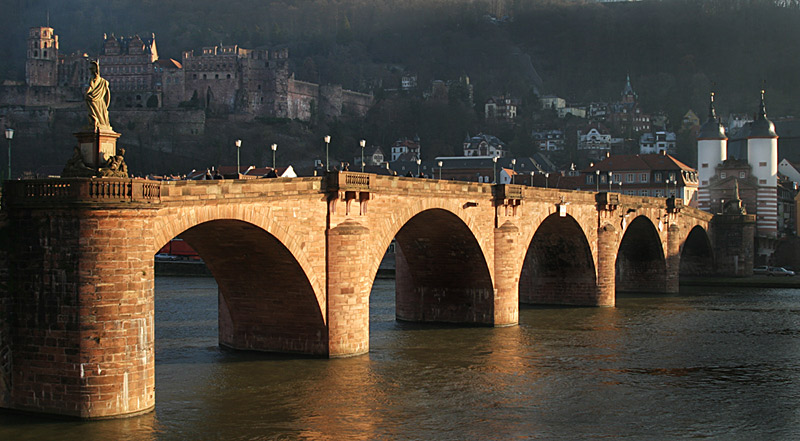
[681,275,800,289]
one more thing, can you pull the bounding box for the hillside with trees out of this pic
[1,0,800,174]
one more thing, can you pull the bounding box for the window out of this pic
[626,173,634,183]
[640,173,648,183]
[669,173,676,181]
[701,163,708,168]
[739,171,746,178]
[640,190,649,196]
[759,162,767,167]
[702,180,708,185]
[215,74,219,79]
[720,172,727,179]
[587,175,594,184]
[655,172,662,182]
[759,179,767,185]
[614,174,621,183]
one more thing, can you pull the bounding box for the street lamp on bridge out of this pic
[271,143,277,170]
[416,158,421,177]
[4,128,13,180]
[545,172,550,189]
[324,135,331,172]
[360,139,366,172]
[492,156,498,184]
[235,139,242,176]
[530,171,535,186]
[595,169,600,192]
[608,171,613,191]
[438,160,443,180]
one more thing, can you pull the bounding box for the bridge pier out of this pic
[326,220,371,357]
[2,202,156,419]
[493,221,520,325]
[665,223,681,293]
[596,223,617,307]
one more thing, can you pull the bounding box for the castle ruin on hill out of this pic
[5,26,372,122]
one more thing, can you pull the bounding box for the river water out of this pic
[2,277,800,440]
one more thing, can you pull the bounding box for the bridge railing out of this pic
[326,171,371,192]
[494,184,524,201]
[3,178,162,207]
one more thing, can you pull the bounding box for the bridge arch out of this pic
[519,213,597,305]
[389,208,495,324]
[151,204,324,309]
[616,215,667,293]
[152,206,328,355]
[679,225,715,276]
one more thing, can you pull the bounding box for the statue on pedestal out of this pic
[86,60,112,132]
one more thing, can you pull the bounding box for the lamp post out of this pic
[530,171,535,186]
[674,177,679,200]
[511,158,516,172]
[416,158,421,177]
[545,172,550,189]
[235,139,242,176]
[492,156,498,183]
[4,128,13,180]
[595,169,600,192]
[438,160,443,180]
[271,143,277,170]
[324,135,331,172]
[360,139,366,172]
[665,178,671,197]
[608,171,613,191]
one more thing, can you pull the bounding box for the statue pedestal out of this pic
[74,129,120,169]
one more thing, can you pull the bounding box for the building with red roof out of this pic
[574,152,699,206]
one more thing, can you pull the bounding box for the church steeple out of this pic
[621,73,637,104]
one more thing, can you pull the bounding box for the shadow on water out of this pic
[4,278,800,439]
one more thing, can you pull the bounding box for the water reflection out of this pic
[1,280,800,439]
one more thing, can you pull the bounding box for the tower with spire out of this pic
[746,89,779,237]
[696,92,727,211]
[697,89,780,240]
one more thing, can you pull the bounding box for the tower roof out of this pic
[748,89,778,138]
[697,92,727,140]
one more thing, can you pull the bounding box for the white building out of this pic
[640,131,677,155]
[540,95,565,110]
[463,133,507,158]
[532,129,564,151]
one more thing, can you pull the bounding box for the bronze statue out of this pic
[86,60,112,131]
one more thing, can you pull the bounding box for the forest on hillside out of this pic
[2,0,800,172]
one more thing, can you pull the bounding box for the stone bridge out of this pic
[0,172,723,418]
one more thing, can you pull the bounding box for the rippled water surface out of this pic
[2,277,800,440]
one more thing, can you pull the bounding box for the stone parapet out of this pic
[3,178,161,208]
